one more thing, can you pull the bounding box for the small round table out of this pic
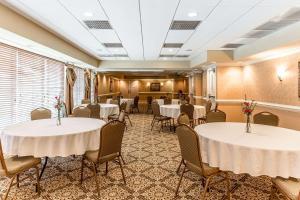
[194,122,300,178]
[160,104,205,119]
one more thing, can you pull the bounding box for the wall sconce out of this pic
[146,82,150,86]
[160,82,164,86]
[277,67,286,82]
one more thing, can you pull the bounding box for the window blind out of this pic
[0,42,65,130]
[73,67,85,106]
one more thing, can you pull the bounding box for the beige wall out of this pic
[0,3,99,67]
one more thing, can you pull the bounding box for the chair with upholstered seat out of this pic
[180,103,194,127]
[151,101,172,132]
[0,140,41,200]
[271,177,300,200]
[253,111,279,126]
[87,104,100,119]
[31,107,51,120]
[131,96,139,113]
[177,113,190,125]
[110,99,119,105]
[164,98,171,105]
[80,120,126,197]
[206,110,226,123]
[81,99,91,104]
[198,100,212,124]
[175,124,230,199]
[124,102,132,126]
[108,102,127,121]
[72,106,91,118]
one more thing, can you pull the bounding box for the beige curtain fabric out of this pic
[66,67,77,114]
[84,69,91,100]
[94,73,99,103]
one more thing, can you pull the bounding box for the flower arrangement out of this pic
[242,95,256,133]
[55,96,63,126]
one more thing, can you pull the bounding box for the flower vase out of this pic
[246,114,251,133]
[57,109,61,126]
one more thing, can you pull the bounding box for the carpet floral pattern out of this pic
[0,114,285,199]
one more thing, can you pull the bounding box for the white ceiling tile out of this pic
[90,30,120,43]
[165,30,193,43]
[161,48,179,55]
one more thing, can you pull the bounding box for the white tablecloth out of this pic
[155,99,164,106]
[194,122,300,178]
[160,104,205,119]
[1,118,106,157]
[172,99,180,104]
[106,98,133,106]
[82,103,119,118]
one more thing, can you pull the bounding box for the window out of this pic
[0,43,65,130]
[73,67,85,106]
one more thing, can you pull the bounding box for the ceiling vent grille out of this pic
[99,54,128,57]
[163,43,183,48]
[83,20,112,29]
[255,20,297,31]
[160,55,174,57]
[170,20,201,30]
[282,8,300,20]
[103,43,123,48]
[244,30,272,38]
[222,43,244,48]
[175,55,189,58]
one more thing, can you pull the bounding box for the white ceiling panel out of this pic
[165,30,193,43]
[90,30,120,43]
[99,0,143,60]
[140,0,180,60]
[161,48,179,55]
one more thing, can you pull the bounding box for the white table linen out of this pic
[106,98,133,106]
[194,122,300,178]
[155,99,164,106]
[172,99,180,104]
[82,103,119,118]
[160,104,205,119]
[1,118,106,157]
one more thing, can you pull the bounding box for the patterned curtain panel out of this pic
[65,67,77,114]
[84,69,91,100]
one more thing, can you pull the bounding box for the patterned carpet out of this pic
[0,114,284,200]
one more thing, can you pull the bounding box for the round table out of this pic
[172,99,180,105]
[160,104,205,119]
[82,103,119,118]
[1,118,106,157]
[155,99,165,106]
[194,122,300,178]
[106,98,133,106]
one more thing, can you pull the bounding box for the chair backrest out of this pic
[125,101,131,113]
[253,111,279,126]
[152,101,160,116]
[133,96,139,106]
[61,102,68,117]
[0,140,8,175]
[97,120,126,161]
[180,104,194,120]
[87,104,100,119]
[73,106,91,118]
[81,99,91,104]
[177,113,190,125]
[119,102,127,111]
[164,98,171,105]
[110,99,119,105]
[118,110,126,122]
[147,96,153,104]
[206,110,226,123]
[205,100,212,114]
[176,124,205,174]
[185,96,190,104]
[31,107,51,120]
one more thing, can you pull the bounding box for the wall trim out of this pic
[193,96,300,112]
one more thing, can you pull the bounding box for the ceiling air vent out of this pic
[222,43,244,48]
[175,55,189,58]
[282,8,300,20]
[83,20,112,29]
[255,20,297,31]
[99,54,128,57]
[103,43,123,48]
[160,55,174,57]
[163,43,183,48]
[244,30,272,38]
[170,20,201,30]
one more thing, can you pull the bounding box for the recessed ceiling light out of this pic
[188,12,198,18]
[83,12,93,17]
[168,49,173,52]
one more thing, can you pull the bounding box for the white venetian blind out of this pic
[73,67,85,106]
[0,42,65,130]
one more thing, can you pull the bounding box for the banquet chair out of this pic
[72,106,91,118]
[198,100,212,124]
[180,103,194,127]
[253,111,279,126]
[131,96,139,113]
[175,124,230,199]
[110,99,119,105]
[87,104,100,119]
[206,110,226,123]
[271,177,300,200]
[124,102,133,126]
[164,98,171,105]
[0,140,41,200]
[81,99,91,104]
[151,101,172,132]
[31,107,51,120]
[147,96,153,113]
[80,120,126,197]
[108,102,127,121]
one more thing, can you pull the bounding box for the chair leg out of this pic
[176,159,183,174]
[17,174,20,188]
[92,163,100,197]
[175,165,186,197]
[39,157,48,180]
[151,119,156,131]
[225,172,231,200]
[118,157,126,184]
[120,154,126,165]
[105,162,108,175]
[3,175,16,200]
[80,157,84,184]
[202,176,213,200]
[126,115,132,126]
[35,166,41,195]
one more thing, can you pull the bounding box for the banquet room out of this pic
[2,0,300,199]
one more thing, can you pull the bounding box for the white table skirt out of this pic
[106,98,133,106]
[155,99,164,106]
[1,118,106,157]
[172,99,180,105]
[160,104,205,119]
[82,103,119,118]
[194,122,300,178]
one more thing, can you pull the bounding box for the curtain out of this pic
[66,67,77,114]
[94,73,99,103]
[84,69,91,100]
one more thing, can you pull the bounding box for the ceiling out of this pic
[3,0,300,62]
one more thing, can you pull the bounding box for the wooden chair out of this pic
[206,110,226,123]
[271,177,300,200]
[72,106,91,118]
[31,107,51,120]
[175,124,230,199]
[0,140,41,200]
[87,104,100,119]
[81,99,91,104]
[151,101,172,132]
[253,111,279,126]
[131,96,139,113]
[180,103,194,127]
[80,120,126,197]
